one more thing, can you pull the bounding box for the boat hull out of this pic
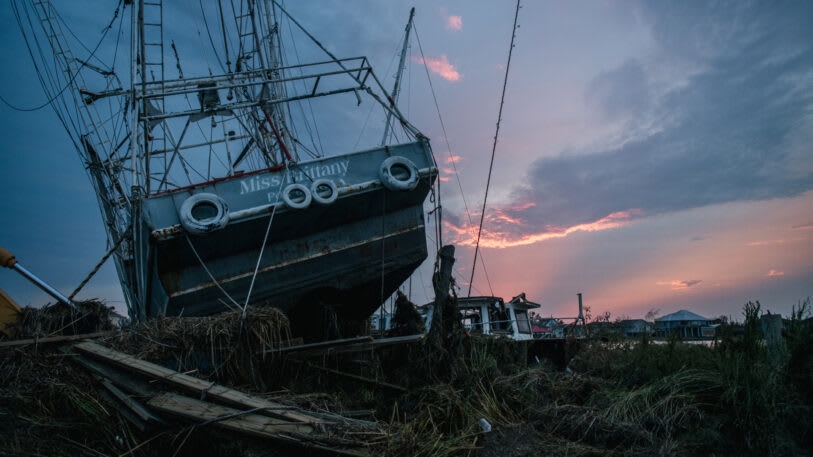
[136,141,436,332]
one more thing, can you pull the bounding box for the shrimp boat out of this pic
[20,1,437,333]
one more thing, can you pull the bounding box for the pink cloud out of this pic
[445,208,643,249]
[747,239,786,246]
[446,15,462,31]
[767,269,785,277]
[747,237,804,246]
[415,55,461,82]
[656,279,703,290]
[445,154,463,164]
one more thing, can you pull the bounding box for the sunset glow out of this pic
[1,1,810,323]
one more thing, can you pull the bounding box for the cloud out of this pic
[747,238,805,246]
[747,239,787,247]
[446,208,641,248]
[767,269,785,277]
[792,223,813,230]
[453,2,813,246]
[657,280,703,290]
[585,59,651,120]
[446,15,462,31]
[415,55,461,82]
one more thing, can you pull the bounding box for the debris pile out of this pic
[1,306,385,456]
[2,296,811,457]
[15,299,115,338]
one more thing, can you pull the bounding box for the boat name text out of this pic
[238,160,350,196]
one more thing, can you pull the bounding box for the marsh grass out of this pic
[2,299,811,456]
[382,300,813,457]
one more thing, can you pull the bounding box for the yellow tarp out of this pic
[0,289,21,339]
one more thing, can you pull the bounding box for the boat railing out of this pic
[463,318,532,335]
[137,57,376,124]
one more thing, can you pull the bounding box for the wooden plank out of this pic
[329,333,424,354]
[72,341,325,424]
[61,346,164,430]
[265,336,373,354]
[148,392,313,433]
[284,334,425,357]
[101,379,163,424]
[306,362,407,393]
[0,331,112,348]
[147,393,369,457]
[66,349,157,398]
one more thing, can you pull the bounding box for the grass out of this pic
[1,299,811,456]
[379,298,813,457]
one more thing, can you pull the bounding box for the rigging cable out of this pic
[411,23,449,253]
[467,0,521,297]
[3,2,79,112]
[217,0,232,72]
[3,0,122,113]
[198,0,228,74]
[279,0,324,158]
[241,166,290,324]
[414,21,494,293]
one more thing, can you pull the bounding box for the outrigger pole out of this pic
[0,247,78,309]
[468,0,521,297]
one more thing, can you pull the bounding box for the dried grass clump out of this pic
[0,348,121,456]
[15,299,115,338]
[542,403,652,450]
[603,368,722,438]
[108,307,291,386]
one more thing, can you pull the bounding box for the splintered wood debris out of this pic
[68,340,383,456]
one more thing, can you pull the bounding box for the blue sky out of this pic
[1,1,811,322]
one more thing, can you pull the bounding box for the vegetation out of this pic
[1,299,811,456]
[378,298,813,457]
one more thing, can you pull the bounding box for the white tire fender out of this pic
[379,156,419,191]
[310,179,339,205]
[179,193,230,234]
[282,183,312,209]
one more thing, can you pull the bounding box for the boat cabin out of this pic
[458,293,540,341]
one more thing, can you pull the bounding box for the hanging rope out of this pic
[468,0,521,297]
[185,235,242,309]
[68,229,129,300]
[241,167,290,324]
[414,21,494,294]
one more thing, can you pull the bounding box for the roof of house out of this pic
[656,309,711,322]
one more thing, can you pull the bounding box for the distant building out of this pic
[532,318,564,339]
[655,310,717,339]
[619,319,654,338]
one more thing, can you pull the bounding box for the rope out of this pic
[68,230,129,300]
[185,235,242,309]
[414,21,494,294]
[5,0,117,112]
[379,189,387,306]
[468,0,521,297]
[241,167,290,323]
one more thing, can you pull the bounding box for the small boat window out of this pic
[515,310,531,334]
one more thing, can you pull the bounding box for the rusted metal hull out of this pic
[135,141,436,327]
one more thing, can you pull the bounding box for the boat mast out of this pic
[381,7,415,146]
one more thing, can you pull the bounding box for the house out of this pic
[655,309,717,339]
[619,319,654,338]
[532,318,565,339]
